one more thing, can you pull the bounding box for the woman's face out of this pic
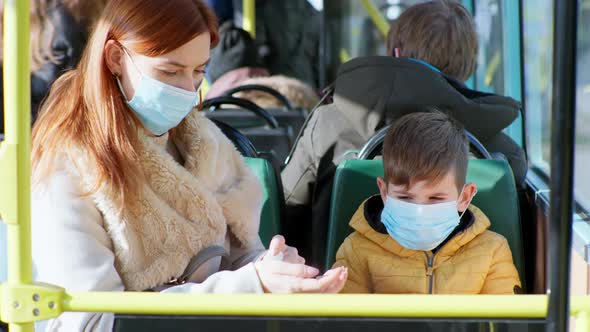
[106,32,211,100]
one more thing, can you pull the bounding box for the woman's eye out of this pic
[160,70,177,76]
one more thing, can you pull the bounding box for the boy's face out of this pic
[377,171,477,213]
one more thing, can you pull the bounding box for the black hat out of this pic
[208,21,259,82]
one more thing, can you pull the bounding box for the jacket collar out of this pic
[350,195,490,257]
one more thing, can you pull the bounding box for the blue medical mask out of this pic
[117,50,200,136]
[380,191,473,251]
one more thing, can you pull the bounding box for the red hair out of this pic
[32,0,218,205]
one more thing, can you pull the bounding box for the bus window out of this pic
[522,0,553,174]
[474,0,504,94]
[576,2,590,210]
[323,0,428,83]
[525,0,590,207]
[474,0,524,146]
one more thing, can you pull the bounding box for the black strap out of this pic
[177,246,229,284]
[150,246,229,291]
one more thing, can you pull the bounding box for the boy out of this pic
[333,112,521,294]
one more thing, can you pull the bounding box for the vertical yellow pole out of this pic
[2,0,33,331]
[360,0,389,38]
[578,312,590,332]
[243,0,255,38]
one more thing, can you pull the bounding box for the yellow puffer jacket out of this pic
[333,197,521,294]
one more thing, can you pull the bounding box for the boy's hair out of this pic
[383,111,468,191]
[386,0,478,82]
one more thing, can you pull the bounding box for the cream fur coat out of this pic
[72,111,263,291]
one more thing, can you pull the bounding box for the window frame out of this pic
[519,0,590,265]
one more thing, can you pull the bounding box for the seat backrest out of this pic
[244,157,282,246]
[205,108,307,136]
[325,159,525,287]
[242,128,293,164]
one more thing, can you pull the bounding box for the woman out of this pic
[31,1,347,331]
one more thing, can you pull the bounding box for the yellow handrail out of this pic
[65,293,547,318]
[243,0,255,38]
[22,292,590,319]
[0,0,32,331]
[360,0,389,38]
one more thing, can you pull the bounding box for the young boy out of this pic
[333,112,521,294]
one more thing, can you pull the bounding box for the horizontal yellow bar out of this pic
[61,293,560,318]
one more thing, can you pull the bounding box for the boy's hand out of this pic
[316,266,348,293]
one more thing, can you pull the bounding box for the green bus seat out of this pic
[244,157,281,246]
[325,159,525,289]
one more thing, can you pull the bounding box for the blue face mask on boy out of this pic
[380,192,472,251]
[117,49,200,136]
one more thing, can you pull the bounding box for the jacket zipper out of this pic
[425,253,434,294]
[422,215,472,294]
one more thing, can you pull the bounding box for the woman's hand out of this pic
[266,235,305,264]
[254,235,348,293]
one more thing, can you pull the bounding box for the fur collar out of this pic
[76,112,262,290]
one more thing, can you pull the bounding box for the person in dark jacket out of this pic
[232,0,321,89]
[281,0,526,266]
[206,0,234,24]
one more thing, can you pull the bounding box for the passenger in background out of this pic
[0,0,108,132]
[206,0,234,25]
[333,112,521,294]
[206,22,319,110]
[206,22,268,96]
[281,0,525,266]
[231,0,321,89]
